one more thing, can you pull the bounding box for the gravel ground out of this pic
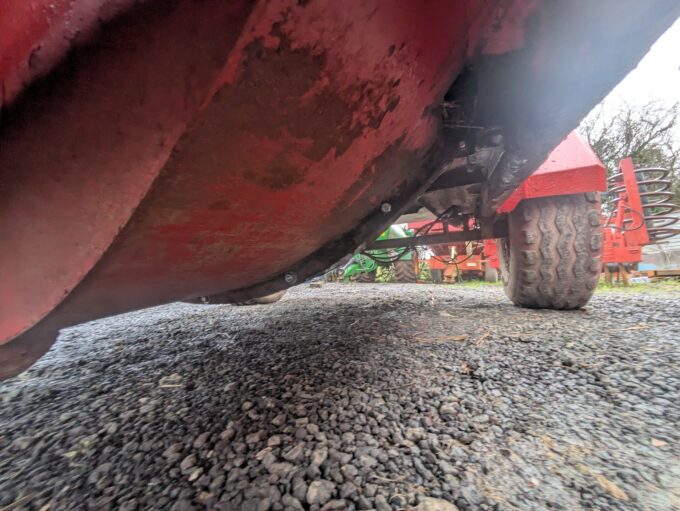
[1,284,679,511]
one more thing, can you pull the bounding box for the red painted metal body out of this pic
[427,253,485,282]
[602,158,651,264]
[427,257,449,273]
[497,132,607,214]
[3,0,527,377]
[484,240,500,270]
[1,0,679,379]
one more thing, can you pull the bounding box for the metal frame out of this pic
[365,220,507,251]
[603,158,679,264]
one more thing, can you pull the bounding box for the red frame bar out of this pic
[498,132,607,214]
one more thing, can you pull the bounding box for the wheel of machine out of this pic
[431,269,444,283]
[234,290,287,306]
[498,192,602,310]
[355,271,376,283]
[394,260,417,283]
[484,265,499,283]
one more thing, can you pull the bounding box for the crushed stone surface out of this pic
[1,284,679,511]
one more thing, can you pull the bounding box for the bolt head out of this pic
[284,272,297,284]
[380,202,392,213]
[457,140,467,151]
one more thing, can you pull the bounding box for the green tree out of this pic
[579,99,680,206]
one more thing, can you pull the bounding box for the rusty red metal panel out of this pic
[0,0,254,346]
[497,132,607,213]
[63,0,501,306]
[1,0,678,380]
[1,0,523,378]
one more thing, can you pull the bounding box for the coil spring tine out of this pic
[639,198,676,209]
[639,190,675,198]
[634,167,670,174]
[645,205,678,217]
[644,217,679,229]
[631,165,679,243]
[633,180,671,190]
[649,229,680,242]
[635,170,670,180]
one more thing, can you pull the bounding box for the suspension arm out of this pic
[365,220,507,250]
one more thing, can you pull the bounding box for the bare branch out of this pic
[579,98,680,206]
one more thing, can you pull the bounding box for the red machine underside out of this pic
[1,0,540,377]
[1,0,678,379]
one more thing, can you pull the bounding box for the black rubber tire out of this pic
[394,260,417,283]
[498,192,602,310]
[355,271,376,283]
[234,290,287,306]
[431,269,444,283]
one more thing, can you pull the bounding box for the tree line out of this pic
[579,99,680,206]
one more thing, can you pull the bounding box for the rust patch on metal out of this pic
[156,27,403,193]
[242,158,308,190]
[235,34,361,163]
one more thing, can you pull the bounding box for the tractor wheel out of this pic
[235,290,287,306]
[484,265,499,283]
[431,269,444,283]
[355,271,376,283]
[498,193,602,310]
[394,260,417,283]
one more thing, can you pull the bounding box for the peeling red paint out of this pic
[2,0,676,379]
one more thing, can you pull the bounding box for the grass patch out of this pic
[442,279,503,288]
[435,277,680,294]
[595,278,680,294]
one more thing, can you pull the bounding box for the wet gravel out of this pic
[1,284,679,511]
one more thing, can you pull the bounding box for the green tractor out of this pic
[342,225,418,283]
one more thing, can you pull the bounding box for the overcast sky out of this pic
[600,16,680,108]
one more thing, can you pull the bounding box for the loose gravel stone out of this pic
[417,497,460,510]
[0,284,678,510]
[307,479,336,505]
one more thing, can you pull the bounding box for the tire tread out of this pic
[499,193,602,310]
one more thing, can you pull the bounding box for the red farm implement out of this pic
[2,0,679,378]
[405,220,500,283]
[602,158,680,283]
[398,136,677,286]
